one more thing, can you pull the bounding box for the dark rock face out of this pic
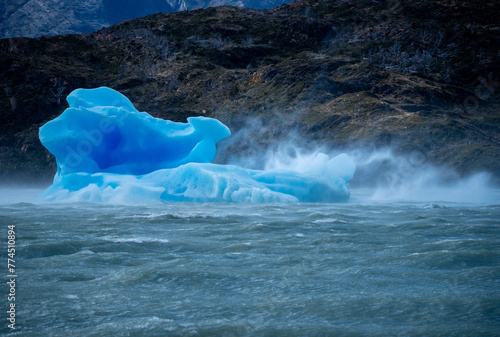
[0,0,499,185]
[1,0,293,39]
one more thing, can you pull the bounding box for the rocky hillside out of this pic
[1,0,499,185]
[1,0,293,38]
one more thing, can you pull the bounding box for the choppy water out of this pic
[1,189,500,336]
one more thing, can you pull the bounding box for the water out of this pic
[1,189,500,336]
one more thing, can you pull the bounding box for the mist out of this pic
[346,148,498,203]
[0,188,45,205]
[215,120,499,205]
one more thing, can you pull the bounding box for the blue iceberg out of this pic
[38,87,355,203]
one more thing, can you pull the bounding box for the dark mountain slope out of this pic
[0,0,499,185]
[1,0,293,38]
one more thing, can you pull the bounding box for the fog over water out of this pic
[219,142,500,205]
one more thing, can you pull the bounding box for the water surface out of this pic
[1,189,499,336]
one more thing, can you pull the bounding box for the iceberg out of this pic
[38,87,355,203]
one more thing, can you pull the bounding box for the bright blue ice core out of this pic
[38,87,355,203]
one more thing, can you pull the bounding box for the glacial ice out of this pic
[38,87,355,203]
